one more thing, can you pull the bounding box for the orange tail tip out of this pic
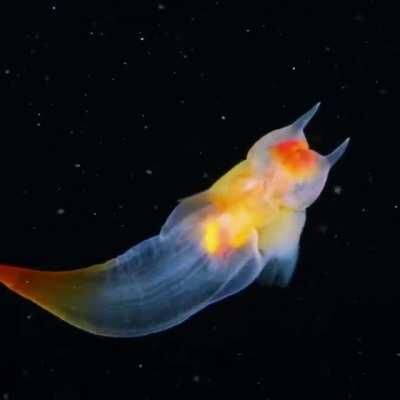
[0,264,26,289]
[0,264,53,296]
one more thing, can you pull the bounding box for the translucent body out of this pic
[0,103,349,337]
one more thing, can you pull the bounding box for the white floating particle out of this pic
[57,208,65,215]
[333,185,342,195]
[221,115,226,120]
[74,163,81,168]
[145,169,152,175]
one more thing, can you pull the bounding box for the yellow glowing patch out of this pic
[203,219,220,254]
[202,159,284,256]
[229,225,251,248]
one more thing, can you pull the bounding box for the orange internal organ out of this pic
[270,139,317,179]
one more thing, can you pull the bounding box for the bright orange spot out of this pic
[270,139,317,179]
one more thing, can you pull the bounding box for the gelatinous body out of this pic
[0,103,349,337]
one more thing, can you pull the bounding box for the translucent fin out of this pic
[160,190,211,238]
[256,210,305,287]
[257,246,299,287]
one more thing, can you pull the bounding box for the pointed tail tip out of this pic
[0,264,20,289]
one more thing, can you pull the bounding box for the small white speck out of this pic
[74,163,81,168]
[139,36,145,41]
[361,207,366,212]
[36,122,41,127]
[192,374,200,383]
[157,3,166,10]
[57,208,65,215]
[145,169,153,175]
[291,66,296,71]
[4,68,11,75]
[394,204,398,209]
[138,363,143,368]
[221,115,226,120]
[333,185,342,195]
[26,314,32,320]
[51,5,56,11]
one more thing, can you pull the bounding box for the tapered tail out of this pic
[0,260,116,334]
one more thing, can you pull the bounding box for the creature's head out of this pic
[247,103,349,210]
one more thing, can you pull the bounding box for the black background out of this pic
[0,1,398,399]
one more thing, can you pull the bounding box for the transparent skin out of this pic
[0,103,349,337]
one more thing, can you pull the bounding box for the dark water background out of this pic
[0,2,397,399]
